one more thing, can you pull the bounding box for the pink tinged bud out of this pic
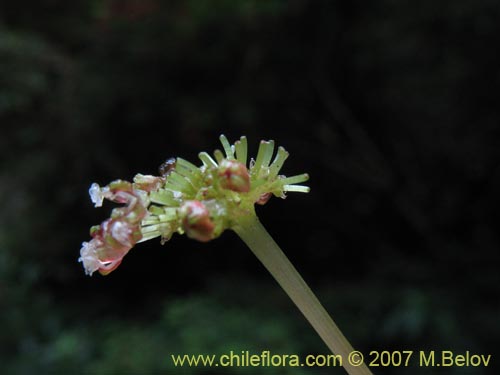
[217,160,250,193]
[179,200,215,242]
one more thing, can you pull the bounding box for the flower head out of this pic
[79,135,309,275]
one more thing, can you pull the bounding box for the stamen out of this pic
[278,173,309,185]
[283,185,310,193]
[268,147,289,180]
[219,134,235,160]
[234,136,248,165]
[198,152,218,168]
[213,149,225,164]
[149,190,177,206]
[252,140,272,175]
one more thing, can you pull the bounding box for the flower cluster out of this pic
[79,135,309,275]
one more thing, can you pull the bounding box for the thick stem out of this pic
[233,213,373,375]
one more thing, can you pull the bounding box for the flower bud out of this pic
[217,159,250,193]
[179,200,215,242]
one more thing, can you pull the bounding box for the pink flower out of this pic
[79,239,123,276]
[79,217,141,276]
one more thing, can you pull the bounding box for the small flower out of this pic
[89,183,111,207]
[179,200,215,242]
[217,159,250,193]
[78,236,125,276]
[79,217,138,276]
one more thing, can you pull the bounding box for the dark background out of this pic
[1,1,499,374]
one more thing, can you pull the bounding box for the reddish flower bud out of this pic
[179,200,215,242]
[217,160,250,193]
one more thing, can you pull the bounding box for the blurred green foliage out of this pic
[1,0,499,374]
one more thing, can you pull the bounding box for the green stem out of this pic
[233,213,373,375]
